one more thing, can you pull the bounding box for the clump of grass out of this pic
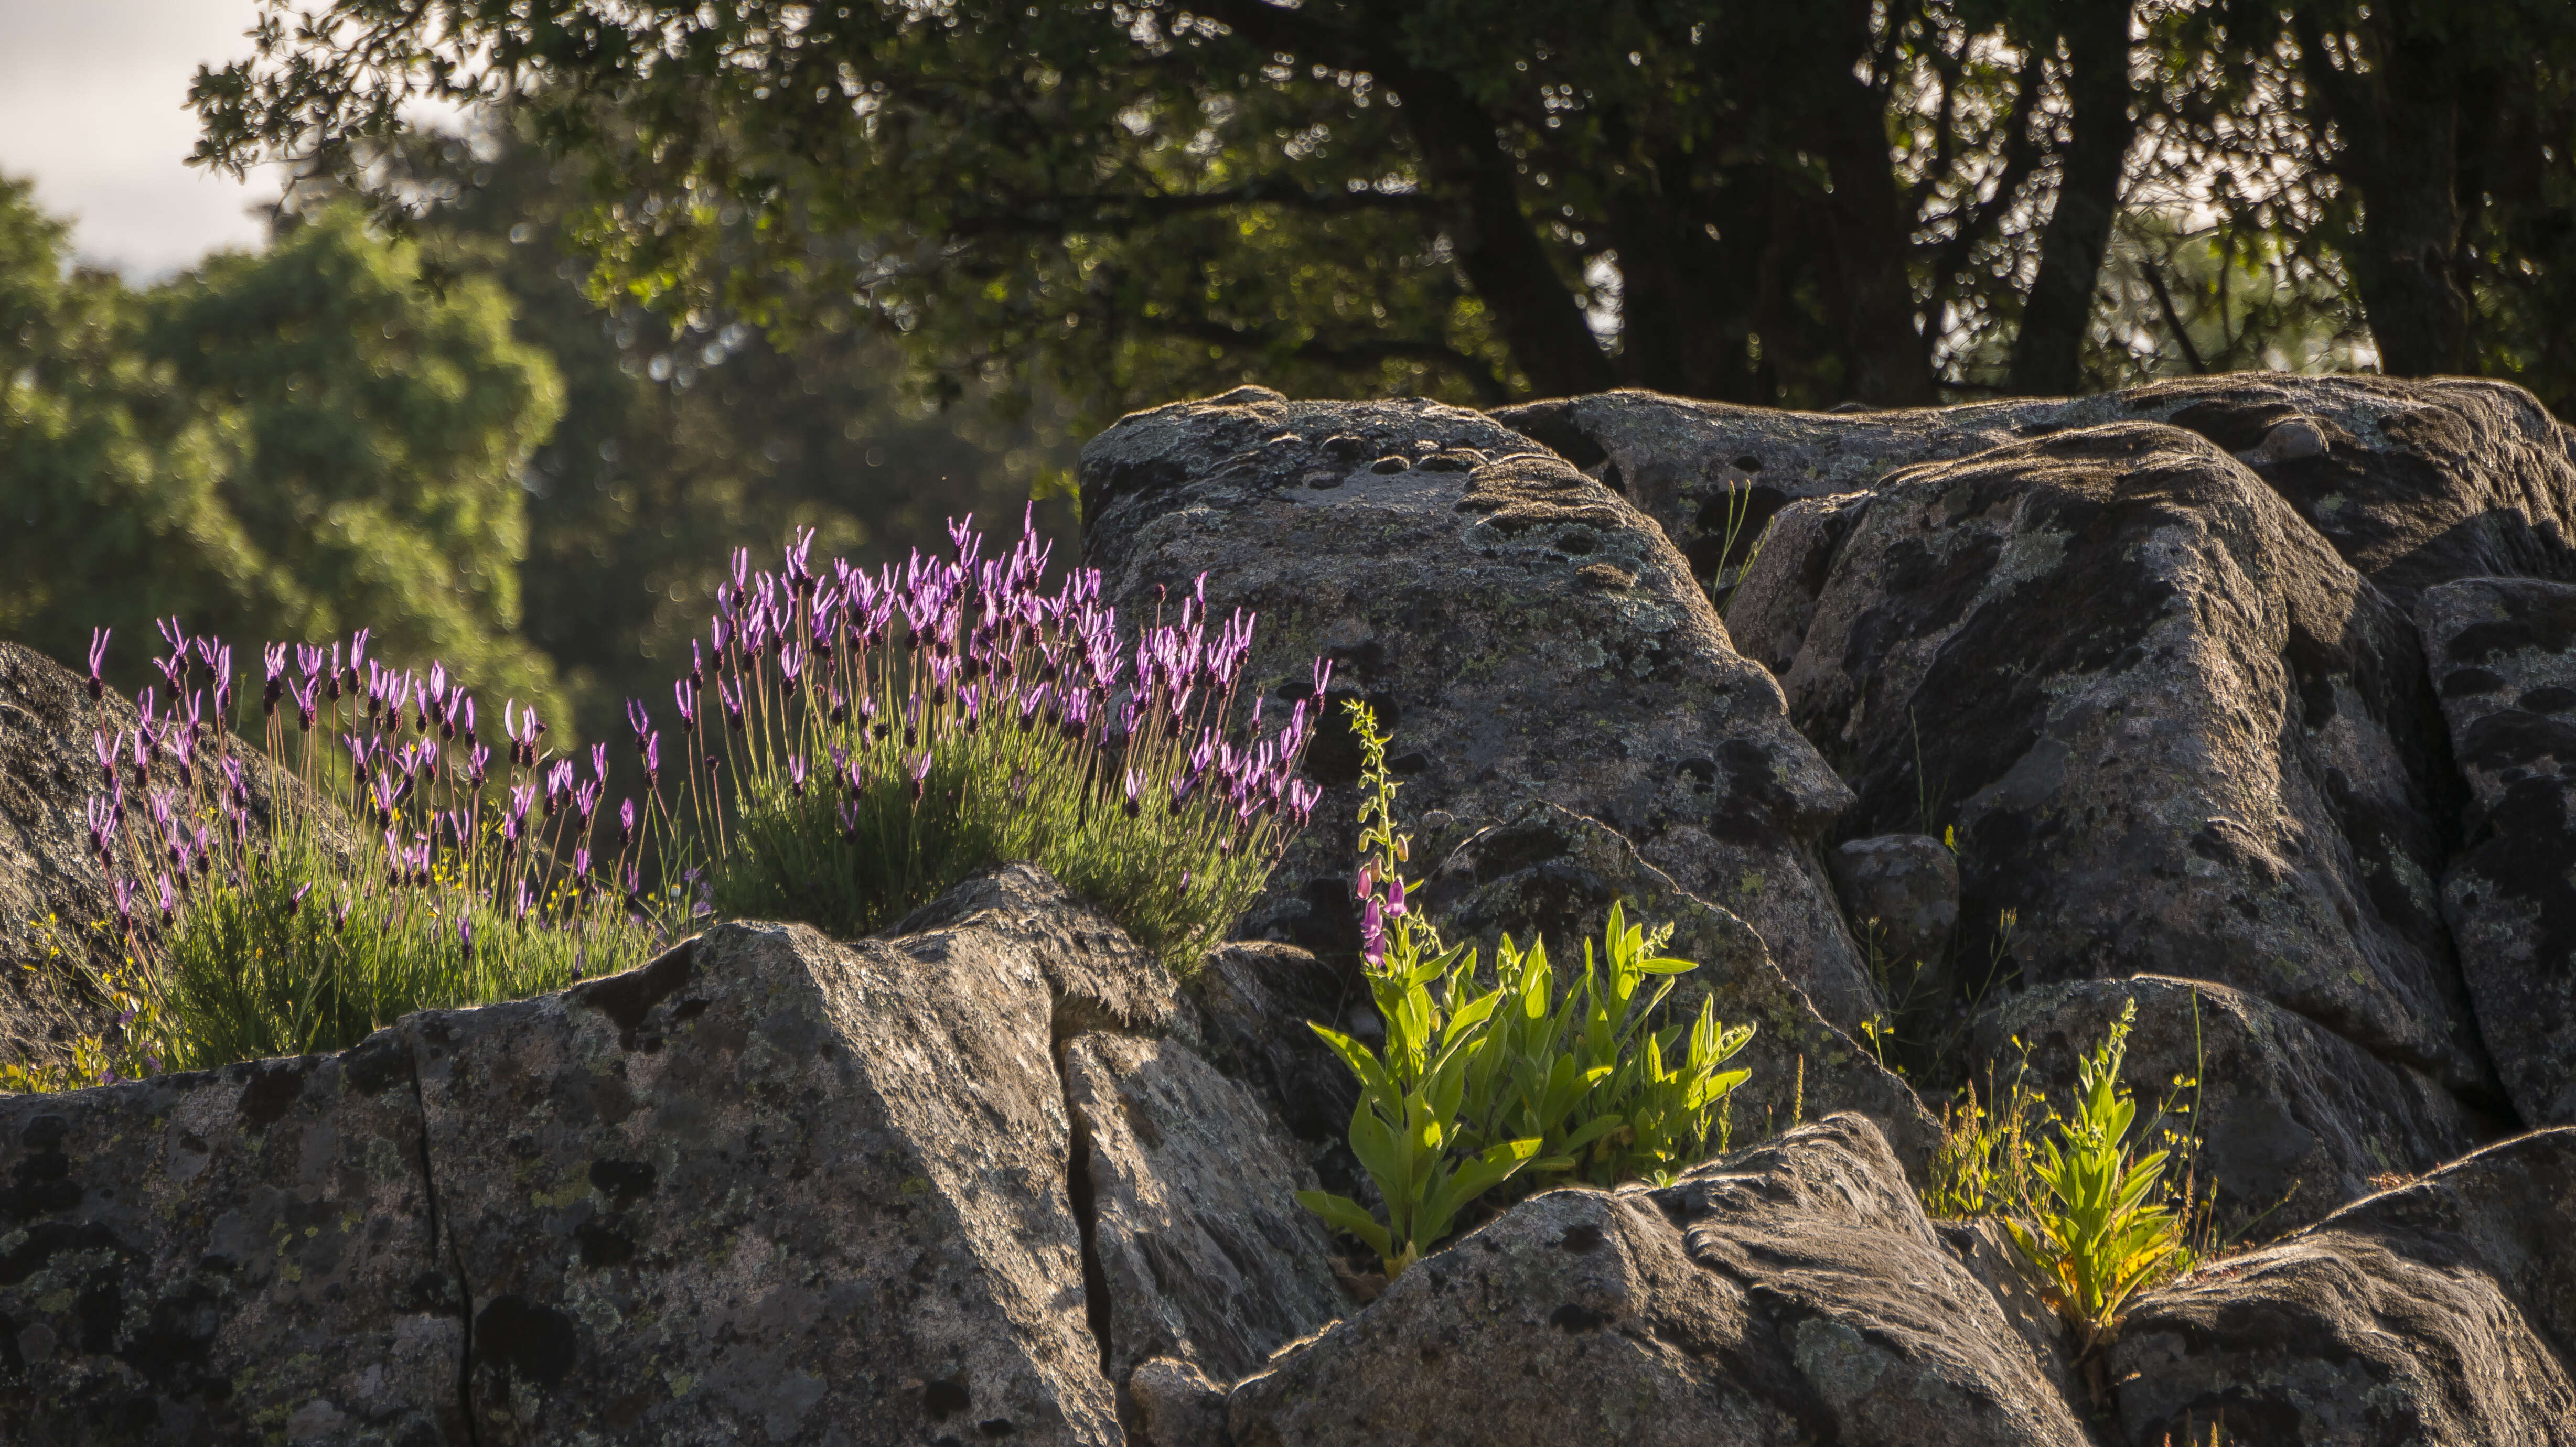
[679,515,1323,970]
[6,620,671,1092]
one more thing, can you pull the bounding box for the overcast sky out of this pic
[0,0,284,278]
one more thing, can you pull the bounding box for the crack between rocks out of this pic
[1053,1027,1139,1440]
[405,1031,484,1447]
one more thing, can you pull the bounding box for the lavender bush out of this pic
[679,514,1324,969]
[8,511,1318,1090]
[2,620,673,1092]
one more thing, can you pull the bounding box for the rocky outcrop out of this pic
[1173,941,1364,1196]
[5,867,1343,1446]
[1062,1033,1344,1397]
[0,1036,460,1444]
[412,880,1152,1444]
[2111,1126,2576,1444]
[1226,1113,2091,1447]
[1079,389,1879,1031]
[1737,422,2486,1107]
[1498,375,2576,612]
[1419,800,1938,1172]
[2416,577,2576,1127]
[1980,975,2486,1237]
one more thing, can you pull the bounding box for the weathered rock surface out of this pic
[1062,1032,1344,1397]
[1226,1113,2089,1446]
[1981,975,2486,1237]
[1719,489,1876,676]
[1497,375,2576,611]
[4,866,1268,1445]
[2111,1126,2576,1444]
[1827,833,1960,1010]
[1419,800,1938,1173]
[1080,389,1877,1029]
[0,1034,461,1444]
[1174,941,1362,1194]
[2416,577,2576,1127]
[415,867,1153,1444]
[1739,421,2487,1103]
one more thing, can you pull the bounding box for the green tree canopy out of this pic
[188,0,2576,421]
[1,180,565,711]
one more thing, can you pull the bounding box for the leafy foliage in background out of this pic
[190,1,2576,419]
[1,180,567,718]
[336,123,1080,745]
[1298,702,1752,1277]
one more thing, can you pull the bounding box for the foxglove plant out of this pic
[25,621,676,1087]
[675,511,1325,968]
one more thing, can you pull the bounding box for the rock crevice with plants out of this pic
[9,372,2576,1443]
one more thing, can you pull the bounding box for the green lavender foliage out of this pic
[1298,702,1754,1277]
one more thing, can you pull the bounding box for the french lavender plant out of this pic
[675,511,1325,969]
[15,619,678,1089]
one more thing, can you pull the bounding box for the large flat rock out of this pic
[2111,1126,2576,1444]
[1080,389,1879,1031]
[1736,420,2488,1103]
[0,1035,461,1444]
[1226,1113,2089,1446]
[2416,577,2576,1127]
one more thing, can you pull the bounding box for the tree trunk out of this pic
[2295,9,2474,376]
[1777,0,1937,406]
[2009,3,2138,396]
[1392,67,1619,399]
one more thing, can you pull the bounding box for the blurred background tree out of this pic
[10,0,2575,729]
[185,0,2576,418]
[2,178,568,715]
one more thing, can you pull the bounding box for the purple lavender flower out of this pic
[619,797,638,848]
[86,627,111,701]
[838,798,861,844]
[288,882,314,917]
[908,751,932,802]
[788,753,809,797]
[674,678,699,730]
